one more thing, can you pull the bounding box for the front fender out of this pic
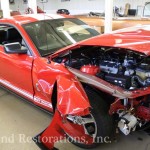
[56,75,90,116]
[33,76,91,150]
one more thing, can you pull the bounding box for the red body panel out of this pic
[0,46,34,100]
[32,58,90,114]
[38,110,93,150]
[80,30,150,55]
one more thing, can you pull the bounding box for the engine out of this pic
[53,46,150,90]
[94,51,150,89]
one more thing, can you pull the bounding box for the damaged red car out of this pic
[0,14,149,150]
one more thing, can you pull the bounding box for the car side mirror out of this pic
[4,42,27,54]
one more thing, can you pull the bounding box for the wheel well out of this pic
[82,83,115,106]
[51,82,57,113]
[51,82,115,113]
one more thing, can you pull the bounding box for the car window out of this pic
[0,25,11,45]
[0,24,31,55]
[23,18,99,56]
[49,18,99,44]
[0,25,23,45]
[55,20,95,42]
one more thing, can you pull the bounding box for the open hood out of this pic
[52,26,150,58]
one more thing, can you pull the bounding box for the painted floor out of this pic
[0,87,149,150]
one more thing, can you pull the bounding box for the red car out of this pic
[0,14,149,150]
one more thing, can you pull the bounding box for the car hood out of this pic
[52,27,150,57]
[80,29,150,55]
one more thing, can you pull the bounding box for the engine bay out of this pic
[52,46,150,135]
[53,46,150,90]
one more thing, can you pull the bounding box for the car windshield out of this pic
[23,18,99,56]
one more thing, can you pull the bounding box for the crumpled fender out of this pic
[56,75,90,116]
[33,75,91,150]
[33,110,65,150]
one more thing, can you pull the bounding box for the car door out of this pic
[0,25,34,101]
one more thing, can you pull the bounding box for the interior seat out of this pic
[0,30,6,44]
[3,28,22,44]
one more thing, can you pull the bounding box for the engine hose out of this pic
[132,75,150,86]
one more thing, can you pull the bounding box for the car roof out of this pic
[1,14,67,25]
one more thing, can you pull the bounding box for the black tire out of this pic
[69,87,114,149]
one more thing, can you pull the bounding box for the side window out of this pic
[0,25,22,45]
[0,25,31,55]
[0,25,8,45]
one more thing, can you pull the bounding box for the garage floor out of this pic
[0,87,149,150]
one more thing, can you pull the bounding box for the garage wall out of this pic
[9,0,105,14]
[2,0,149,15]
[52,0,105,15]
[114,0,148,9]
[113,0,148,16]
[8,0,57,14]
[10,0,54,13]
[9,0,27,13]
[47,0,149,15]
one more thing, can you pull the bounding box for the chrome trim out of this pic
[34,96,52,108]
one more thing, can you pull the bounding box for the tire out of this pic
[69,87,114,149]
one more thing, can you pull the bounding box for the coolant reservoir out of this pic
[80,65,100,75]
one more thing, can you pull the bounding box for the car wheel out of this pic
[66,87,114,149]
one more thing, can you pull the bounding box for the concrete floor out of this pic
[0,87,149,150]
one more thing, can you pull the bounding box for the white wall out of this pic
[2,0,150,15]
[49,0,149,15]
[9,0,28,13]
[114,0,148,9]
[52,0,105,14]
